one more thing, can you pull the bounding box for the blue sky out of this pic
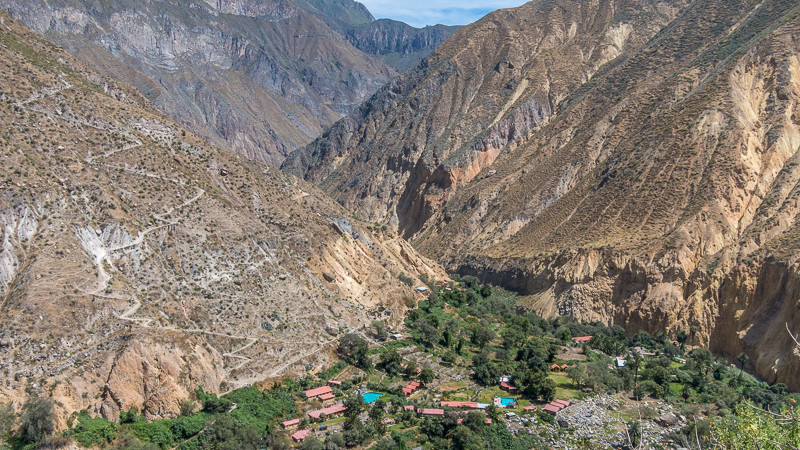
[358,0,528,28]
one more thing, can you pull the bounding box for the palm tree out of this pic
[737,352,749,370]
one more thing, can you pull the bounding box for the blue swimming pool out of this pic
[363,392,384,403]
[500,397,516,406]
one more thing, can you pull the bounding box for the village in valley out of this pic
[204,274,793,450]
[64,275,800,450]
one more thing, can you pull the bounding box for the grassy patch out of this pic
[550,372,579,399]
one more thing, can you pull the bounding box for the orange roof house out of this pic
[543,404,561,414]
[500,381,518,391]
[572,336,593,343]
[291,429,312,442]
[307,403,347,419]
[402,381,422,396]
[281,418,300,429]
[441,401,478,408]
[304,386,333,399]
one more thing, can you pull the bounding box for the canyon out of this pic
[286,0,800,391]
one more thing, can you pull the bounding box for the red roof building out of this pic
[281,418,300,429]
[500,381,518,391]
[420,408,444,416]
[572,336,593,343]
[403,405,416,412]
[441,401,478,409]
[291,429,312,442]
[553,399,571,408]
[402,381,422,396]
[543,404,561,414]
[328,380,342,386]
[523,405,537,412]
[307,403,348,419]
[318,393,335,401]
[304,386,333,399]
[550,364,561,371]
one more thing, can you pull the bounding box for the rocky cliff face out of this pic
[286,0,800,390]
[0,12,445,424]
[346,21,460,72]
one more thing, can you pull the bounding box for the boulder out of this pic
[655,413,679,427]
[323,272,336,282]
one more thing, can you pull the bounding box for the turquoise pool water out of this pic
[363,392,384,403]
[500,397,515,406]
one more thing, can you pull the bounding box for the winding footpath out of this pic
[77,146,258,375]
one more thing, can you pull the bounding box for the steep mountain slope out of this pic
[0,0,457,168]
[285,0,800,390]
[0,0,397,167]
[0,11,444,425]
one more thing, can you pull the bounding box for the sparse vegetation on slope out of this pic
[0,10,444,428]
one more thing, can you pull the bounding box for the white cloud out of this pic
[359,0,528,27]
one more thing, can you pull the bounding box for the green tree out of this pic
[338,334,371,371]
[737,352,749,370]
[456,338,464,355]
[471,353,498,386]
[539,378,557,402]
[372,320,389,341]
[485,404,500,422]
[451,425,484,450]
[650,366,671,387]
[470,324,495,350]
[690,325,699,347]
[111,429,160,450]
[379,348,403,374]
[404,361,418,378]
[369,400,385,434]
[419,368,435,385]
[0,402,15,438]
[566,363,588,390]
[19,395,55,444]
[689,348,714,376]
[179,398,197,417]
[299,436,324,450]
[344,395,365,419]
[627,421,642,447]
